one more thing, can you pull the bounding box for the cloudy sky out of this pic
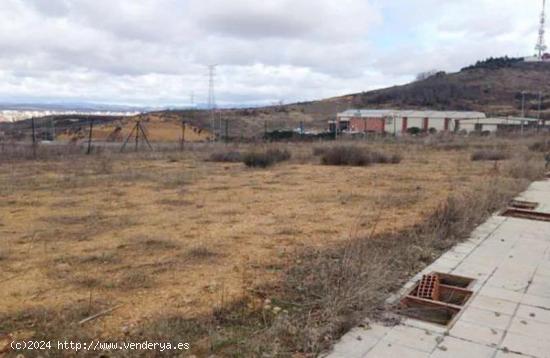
[0,0,544,107]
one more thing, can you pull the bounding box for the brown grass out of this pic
[528,139,550,152]
[208,150,243,163]
[471,149,510,161]
[320,145,401,166]
[0,136,545,356]
[243,148,291,168]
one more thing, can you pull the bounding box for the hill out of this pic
[2,58,550,141]
[138,59,550,137]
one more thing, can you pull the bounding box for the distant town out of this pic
[0,109,138,123]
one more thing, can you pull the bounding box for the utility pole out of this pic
[537,92,543,132]
[135,120,140,151]
[31,117,36,144]
[218,111,223,140]
[521,91,526,118]
[538,91,543,119]
[224,118,229,142]
[138,121,153,150]
[50,118,55,141]
[31,117,36,158]
[180,121,186,151]
[121,121,151,152]
[207,64,217,140]
[87,118,94,155]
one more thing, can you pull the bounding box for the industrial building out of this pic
[457,117,545,133]
[330,109,487,135]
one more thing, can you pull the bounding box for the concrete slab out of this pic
[468,295,518,316]
[448,320,504,346]
[500,331,550,357]
[515,303,550,323]
[366,341,430,358]
[493,351,527,358]
[381,325,442,353]
[430,336,495,358]
[459,307,512,331]
[325,180,550,358]
[477,285,524,304]
[327,328,381,357]
[521,293,550,309]
[507,316,550,341]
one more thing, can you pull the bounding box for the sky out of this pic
[0,0,545,107]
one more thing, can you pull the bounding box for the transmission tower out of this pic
[535,0,547,59]
[207,65,217,140]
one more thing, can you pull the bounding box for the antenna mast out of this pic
[536,0,547,59]
[207,65,217,140]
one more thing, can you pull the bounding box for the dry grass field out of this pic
[55,117,212,143]
[0,137,546,356]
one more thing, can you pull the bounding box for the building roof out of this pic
[459,117,540,124]
[337,109,486,119]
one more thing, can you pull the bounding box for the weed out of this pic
[321,145,401,166]
[157,198,192,206]
[312,146,328,156]
[138,236,179,250]
[471,150,510,161]
[209,151,242,163]
[528,140,550,152]
[243,148,291,168]
[503,153,545,180]
[251,177,527,354]
[184,245,218,260]
[117,271,154,290]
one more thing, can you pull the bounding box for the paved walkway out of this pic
[326,179,550,358]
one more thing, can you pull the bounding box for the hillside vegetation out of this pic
[3,58,550,140]
[139,59,550,137]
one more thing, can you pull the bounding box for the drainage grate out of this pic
[508,200,538,210]
[398,272,475,326]
[501,208,550,222]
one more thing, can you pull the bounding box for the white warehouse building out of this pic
[331,109,487,135]
[457,117,543,133]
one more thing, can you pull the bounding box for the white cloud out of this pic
[0,0,544,106]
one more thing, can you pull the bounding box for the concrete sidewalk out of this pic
[326,179,550,358]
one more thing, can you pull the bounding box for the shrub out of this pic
[370,151,402,164]
[471,150,510,161]
[312,146,328,156]
[243,148,291,168]
[321,146,368,166]
[209,151,242,162]
[528,140,550,152]
[504,153,545,181]
[431,142,469,151]
[321,146,401,166]
[265,148,291,162]
[407,127,422,135]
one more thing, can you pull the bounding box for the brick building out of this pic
[330,109,486,135]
